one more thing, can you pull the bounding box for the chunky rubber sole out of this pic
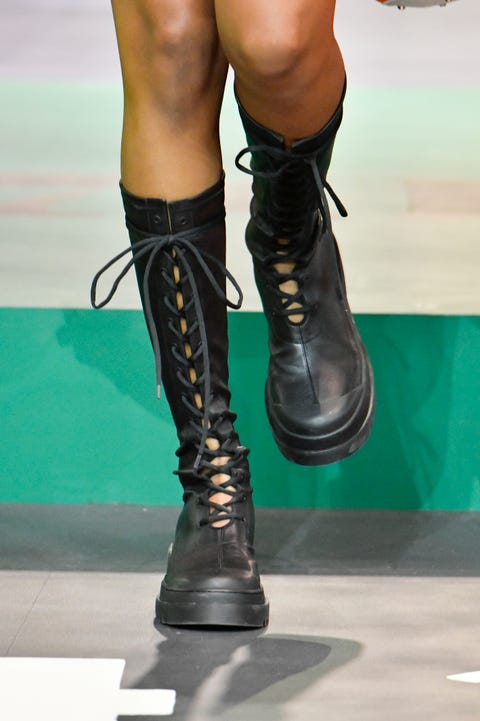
[156,586,269,628]
[266,367,376,467]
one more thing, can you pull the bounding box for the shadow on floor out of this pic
[120,625,361,721]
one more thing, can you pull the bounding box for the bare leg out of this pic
[215,0,344,143]
[111,0,227,200]
[111,1,241,522]
[216,0,344,314]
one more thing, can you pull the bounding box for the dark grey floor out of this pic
[1,504,480,575]
[2,505,480,720]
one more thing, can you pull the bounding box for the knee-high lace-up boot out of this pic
[91,176,269,627]
[236,85,375,466]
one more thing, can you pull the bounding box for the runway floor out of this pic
[1,2,479,719]
[2,505,480,720]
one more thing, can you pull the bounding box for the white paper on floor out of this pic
[0,658,176,720]
[447,671,480,684]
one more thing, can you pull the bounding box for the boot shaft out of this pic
[236,83,345,240]
[120,178,246,484]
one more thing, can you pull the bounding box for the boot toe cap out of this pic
[164,541,263,594]
[266,372,375,465]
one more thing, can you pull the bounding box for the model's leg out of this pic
[216,0,375,466]
[112,0,227,199]
[215,0,344,142]
[100,0,268,627]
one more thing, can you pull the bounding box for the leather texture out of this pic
[237,92,375,465]
[121,178,268,626]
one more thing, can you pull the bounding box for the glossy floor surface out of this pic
[2,506,480,720]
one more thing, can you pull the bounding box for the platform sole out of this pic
[156,586,269,628]
[267,370,376,467]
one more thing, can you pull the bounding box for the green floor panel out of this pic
[1,309,479,510]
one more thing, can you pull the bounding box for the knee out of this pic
[230,29,304,83]
[226,18,321,86]
[122,4,221,107]
[145,13,209,65]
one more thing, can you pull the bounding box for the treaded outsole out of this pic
[272,407,375,466]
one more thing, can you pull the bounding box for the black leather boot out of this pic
[236,86,375,466]
[91,177,269,627]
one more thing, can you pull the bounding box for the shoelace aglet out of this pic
[156,383,162,400]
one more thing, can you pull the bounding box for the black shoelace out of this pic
[235,143,347,230]
[236,143,348,320]
[182,432,252,526]
[90,221,243,474]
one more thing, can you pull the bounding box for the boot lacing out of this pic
[91,222,243,484]
[236,144,348,321]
